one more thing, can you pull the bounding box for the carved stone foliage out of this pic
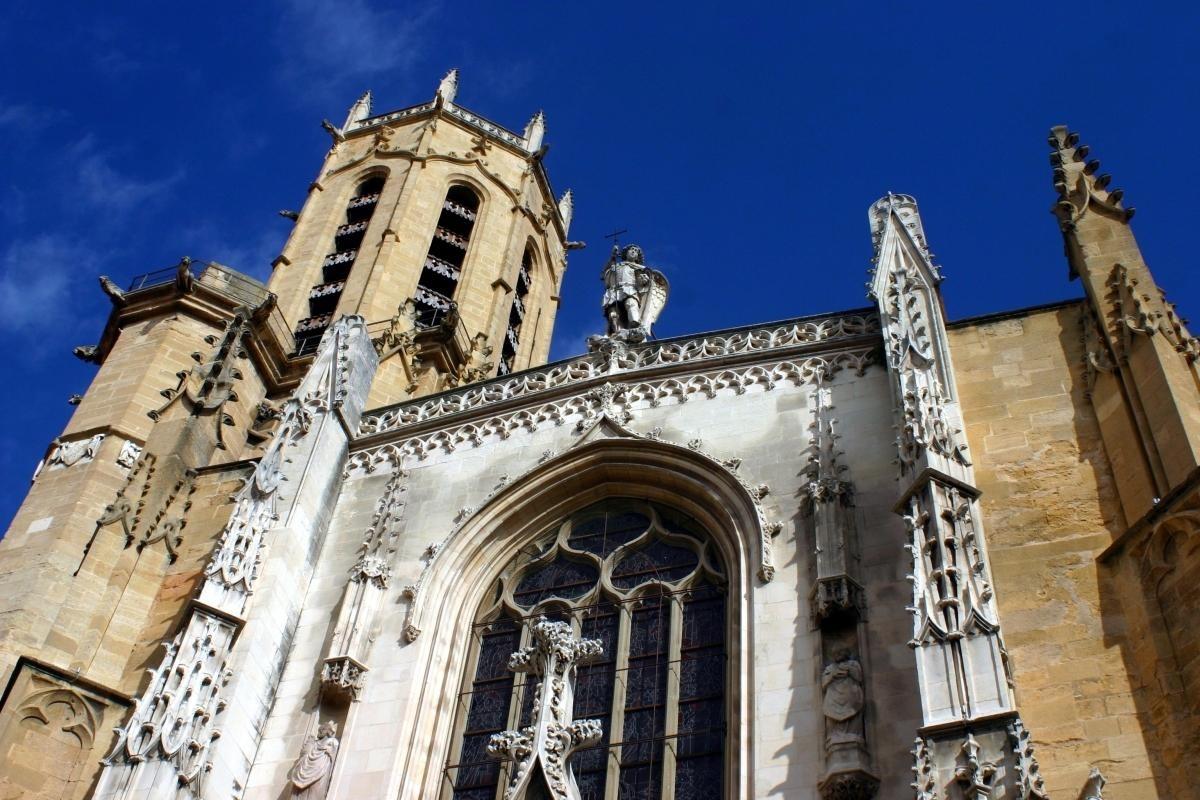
[103,614,234,787]
[149,308,253,449]
[1048,126,1135,235]
[1080,309,1116,398]
[802,385,853,509]
[1007,718,1049,800]
[350,350,876,473]
[79,452,197,567]
[351,469,408,588]
[320,469,409,701]
[487,618,603,800]
[910,737,937,800]
[204,397,312,597]
[903,482,996,647]
[1104,263,1200,368]
[359,313,879,435]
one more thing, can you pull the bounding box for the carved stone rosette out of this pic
[487,618,603,800]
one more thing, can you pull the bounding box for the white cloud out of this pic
[275,0,437,98]
[0,102,63,132]
[69,136,183,214]
[0,235,95,334]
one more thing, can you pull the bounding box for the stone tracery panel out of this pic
[445,500,728,800]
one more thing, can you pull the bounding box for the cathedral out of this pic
[0,70,1198,800]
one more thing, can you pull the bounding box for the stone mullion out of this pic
[659,593,685,800]
[440,621,488,800]
[603,600,634,800]
[494,619,534,800]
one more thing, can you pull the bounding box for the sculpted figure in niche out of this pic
[290,720,340,798]
[600,243,669,341]
[821,649,865,746]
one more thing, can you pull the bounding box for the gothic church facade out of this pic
[0,73,1197,800]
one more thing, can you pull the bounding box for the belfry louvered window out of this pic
[498,246,534,376]
[294,175,385,355]
[445,500,728,800]
[414,185,480,324]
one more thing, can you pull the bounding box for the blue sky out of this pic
[0,2,1196,529]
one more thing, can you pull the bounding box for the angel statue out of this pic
[601,243,669,341]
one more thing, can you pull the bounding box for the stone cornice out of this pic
[355,310,881,448]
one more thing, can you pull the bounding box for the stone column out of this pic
[93,316,377,800]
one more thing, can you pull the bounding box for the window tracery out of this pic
[446,500,728,800]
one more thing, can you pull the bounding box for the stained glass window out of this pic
[445,500,728,800]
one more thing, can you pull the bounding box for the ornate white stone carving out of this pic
[349,350,876,474]
[103,614,234,785]
[358,313,879,435]
[35,433,105,478]
[910,737,937,800]
[487,618,603,800]
[321,469,408,700]
[954,734,998,799]
[903,482,997,648]
[1007,718,1049,800]
[116,439,142,469]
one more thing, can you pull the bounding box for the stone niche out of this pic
[0,658,126,800]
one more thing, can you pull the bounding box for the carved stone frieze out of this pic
[359,313,879,435]
[487,618,603,800]
[349,349,876,474]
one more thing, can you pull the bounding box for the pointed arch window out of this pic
[294,174,386,354]
[498,246,534,376]
[414,185,480,325]
[444,500,728,800]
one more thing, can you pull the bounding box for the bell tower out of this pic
[269,70,575,406]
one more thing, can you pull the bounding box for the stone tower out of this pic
[0,73,571,800]
[271,69,573,405]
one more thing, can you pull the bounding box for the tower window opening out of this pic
[413,185,480,324]
[293,174,386,355]
[498,246,534,375]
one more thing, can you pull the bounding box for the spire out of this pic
[342,90,373,131]
[1047,125,1135,278]
[558,188,574,234]
[436,68,459,104]
[523,110,546,152]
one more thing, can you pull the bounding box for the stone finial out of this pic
[436,68,459,104]
[524,110,546,152]
[558,189,574,235]
[342,90,373,131]
[867,192,935,268]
